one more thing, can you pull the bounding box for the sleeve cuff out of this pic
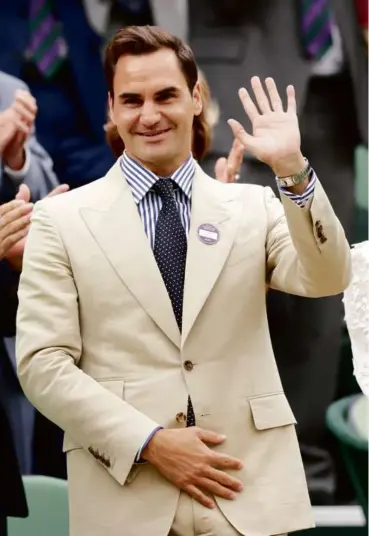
[3,148,31,184]
[134,426,163,464]
[277,169,317,208]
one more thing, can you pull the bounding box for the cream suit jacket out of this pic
[16,162,351,536]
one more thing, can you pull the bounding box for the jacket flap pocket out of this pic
[96,378,125,398]
[249,393,296,430]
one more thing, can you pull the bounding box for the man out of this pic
[0,124,32,536]
[0,0,115,188]
[184,0,368,504]
[0,70,60,475]
[16,27,351,536]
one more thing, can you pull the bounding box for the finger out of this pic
[184,485,215,509]
[0,121,17,151]
[265,77,283,112]
[12,101,35,123]
[0,200,27,218]
[226,139,244,181]
[0,227,29,259]
[238,87,259,123]
[196,428,226,445]
[286,85,296,114]
[210,452,243,471]
[14,90,37,114]
[16,184,31,202]
[214,157,228,183]
[197,477,237,500]
[227,119,255,152]
[13,118,30,136]
[0,203,33,229]
[204,467,243,492]
[250,76,271,114]
[47,184,70,197]
[0,214,31,244]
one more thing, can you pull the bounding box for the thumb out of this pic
[214,157,228,183]
[197,428,226,445]
[46,184,70,198]
[15,183,31,202]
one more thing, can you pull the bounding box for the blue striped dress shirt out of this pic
[120,151,316,246]
[120,150,316,461]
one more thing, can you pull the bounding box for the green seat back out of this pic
[7,476,69,536]
[326,395,368,522]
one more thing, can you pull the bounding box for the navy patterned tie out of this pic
[153,179,196,427]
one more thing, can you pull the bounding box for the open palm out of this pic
[228,77,301,172]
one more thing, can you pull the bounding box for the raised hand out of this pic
[228,77,305,178]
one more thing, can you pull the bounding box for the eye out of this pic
[157,92,176,103]
[122,97,142,107]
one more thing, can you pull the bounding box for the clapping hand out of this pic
[214,138,244,183]
[0,183,69,271]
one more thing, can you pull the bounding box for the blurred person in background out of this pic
[177,0,368,505]
[0,0,117,479]
[0,70,59,477]
[0,0,115,189]
[0,123,33,536]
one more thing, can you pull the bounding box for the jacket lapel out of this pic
[182,167,240,345]
[80,164,180,348]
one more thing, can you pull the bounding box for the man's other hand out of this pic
[141,427,243,509]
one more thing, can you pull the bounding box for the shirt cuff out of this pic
[3,148,31,184]
[134,426,163,464]
[278,168,316,208]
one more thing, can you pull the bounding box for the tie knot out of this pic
[153,178,176,201]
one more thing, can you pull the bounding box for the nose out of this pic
[140,100,161,128]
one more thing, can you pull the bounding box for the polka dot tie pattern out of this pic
[153,178,196,427]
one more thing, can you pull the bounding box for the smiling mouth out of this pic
[138,128,171,138]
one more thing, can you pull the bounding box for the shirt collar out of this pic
[120,151,195,205]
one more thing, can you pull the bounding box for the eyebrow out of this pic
[118,86,180,100]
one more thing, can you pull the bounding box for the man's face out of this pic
[109,49,202,175]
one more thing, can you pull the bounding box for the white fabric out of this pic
[311,23,344,76]
[343,241,369,396]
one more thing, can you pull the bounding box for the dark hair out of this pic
[104,25,212,161]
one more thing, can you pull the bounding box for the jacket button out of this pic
[184,360,194,371]
[176,412,187,424]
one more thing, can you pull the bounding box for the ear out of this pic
[108,92,115,124]
[192,81,203,116]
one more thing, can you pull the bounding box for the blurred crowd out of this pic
[0,0,367,526]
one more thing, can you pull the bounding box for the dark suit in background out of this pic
[0,0,115,189]
[189,0,367,504]
[0,261,28,536]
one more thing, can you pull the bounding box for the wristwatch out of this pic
[276,158,311,188]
